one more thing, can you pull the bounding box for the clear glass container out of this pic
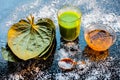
[84,23,116,51]
[57,6,82,41]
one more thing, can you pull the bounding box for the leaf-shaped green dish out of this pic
[7,15,55,60]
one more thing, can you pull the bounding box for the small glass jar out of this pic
[57,6,82,41]
[84,23,116,51]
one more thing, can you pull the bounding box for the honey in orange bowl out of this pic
[84,23,116,51]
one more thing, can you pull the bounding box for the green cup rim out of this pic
[57,5,82,23]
